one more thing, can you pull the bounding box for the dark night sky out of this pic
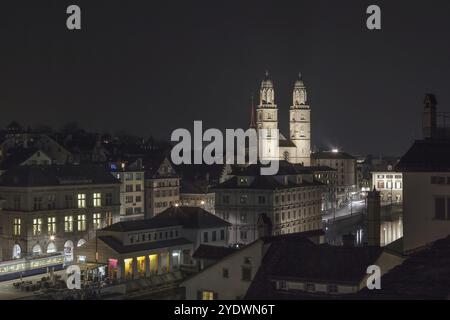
[1,0,450,156]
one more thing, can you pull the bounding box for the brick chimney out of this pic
[422,93,437,140]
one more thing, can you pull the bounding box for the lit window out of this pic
[77,194,86,208]
[93,193,101,207]
[33,218,42,236]
[202,291,214,300]
[93,213,101,230]
[105,212,113,226]
[77,215,86,231]
[65,216,73,232]
[13,218,21,236]
[48,217,56,235]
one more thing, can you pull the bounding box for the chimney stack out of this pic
[367,188,381,247]
[422,93,437,140]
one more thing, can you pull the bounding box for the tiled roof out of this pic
[102,206,230,232]
[245,242,383,299]
[180,179,210,194]
[193,245,238,260]
[0,148,46,170]
[0,164,120,187]
[359,235,450,299]
[396,139,450,172]
[99,236,191,254]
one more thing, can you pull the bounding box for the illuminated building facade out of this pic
[76,206,230,280]
[144,156,180,218]
[214,162,325,245]
[0,165,121,262]
[255,72,311,165]
[110,158,145,221]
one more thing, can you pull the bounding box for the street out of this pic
[322,200,366,222]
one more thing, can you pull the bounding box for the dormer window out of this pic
[238,177,248,185]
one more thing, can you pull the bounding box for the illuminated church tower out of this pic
[256,71,279,161]
[290,73,311,165]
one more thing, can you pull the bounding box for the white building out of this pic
[371,171,403,204]
[397,94,450,253]
[110,159,145,221]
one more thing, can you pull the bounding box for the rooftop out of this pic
[214,175,323,190]
[396,139,450,172]
[311,151,356,160]
[246,242,383,299]
[0,164,120,187]
[193,244,238,260]
[99,236,191,254]
[102,206,230,232]
[359,235,450,299]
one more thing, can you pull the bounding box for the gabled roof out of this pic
[359,235,450,299]
[151,206,231,229]
[102,206,230,232]
[0,148,49,170]
[99,236,191,254]
[143,154,177,178]
[0,164,120,187]
[396,139,450,172]
[180,179,211,194]
[245,242,383,299]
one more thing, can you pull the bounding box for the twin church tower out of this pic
[250,71,311,166]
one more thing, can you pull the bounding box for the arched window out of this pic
[12,244,21,259]
[32,244,42,256]
[77,239,86,247]
[47,242,57,253]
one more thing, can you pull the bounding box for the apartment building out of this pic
[214,162,325,245]
[0,165,121,262]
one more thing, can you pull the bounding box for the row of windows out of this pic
[202,230,226,243]
[13,212,113,236]
[278,281,339,293]
[275,207,319,222]
[129,229,180,244]
[222,191,321,205]
[125,207,142,215]
[377,174,402,179]
[13,192,113,211]
[125,195,142,203]
[155,180,179,188]
[155,189,179,197]
[117,172,143,181]
[431,176,450,185]
[125,184,143,192]
[376,181,402,190]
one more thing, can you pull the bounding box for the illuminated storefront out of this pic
[137,256,146,277]
[149,254,158,275]
[124,258,133,279]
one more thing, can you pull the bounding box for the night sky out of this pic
[1,0,450,156]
